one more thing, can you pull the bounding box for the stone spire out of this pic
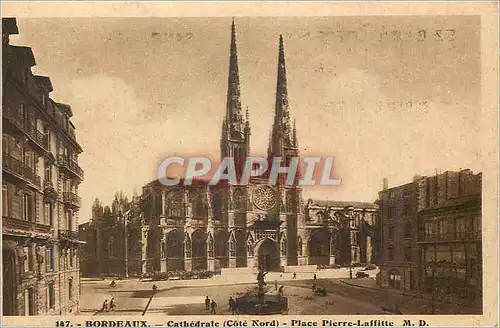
[292,118,298,147]
[220,19,249,178]
[225,18,244,134]
[269,35,295,157]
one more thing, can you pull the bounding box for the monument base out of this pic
[235,286,288,315]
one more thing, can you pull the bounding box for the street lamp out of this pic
[121,210,130,278]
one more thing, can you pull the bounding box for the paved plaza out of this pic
[79,269,480,316]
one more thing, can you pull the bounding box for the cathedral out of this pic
[80,21,378,277]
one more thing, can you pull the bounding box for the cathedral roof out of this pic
[308,199,378,210]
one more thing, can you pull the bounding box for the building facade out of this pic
[79,21,378,277]
[416,170,482,306]
[378,179,419,291]
[78,193,143,277]
[378,170,482,307]
[2,18,84,316]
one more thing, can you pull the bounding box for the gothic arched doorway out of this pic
[308,229,329,265]
[191,230,207,270]
[256,238,278,272]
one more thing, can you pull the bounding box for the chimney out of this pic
[383,178,388,190]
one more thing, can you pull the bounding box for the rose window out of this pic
[252,186,276,211]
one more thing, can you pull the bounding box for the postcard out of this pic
[1,2,498,328]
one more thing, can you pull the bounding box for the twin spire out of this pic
[223,19,298,158]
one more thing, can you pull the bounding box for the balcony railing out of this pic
[2,152,42,187]
[418,231,482,243]
[3,107,50,152]
[56,155,84,180]
[58,229,80,241]
[2,217,51,235]
[62,192,81,208]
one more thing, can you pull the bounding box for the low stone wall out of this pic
[221,267,257,275]
[284,265,317,273]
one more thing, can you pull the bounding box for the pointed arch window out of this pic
[229,234,236,258]
[167,231,183,258]
[246,234,254,257]
[108,237,115,258]
[297,237,303,256]
[184,234,192,259]
[161,241,166,259]
[191,193,204,218]
[233,188,245,211]
[192,231,206,258]
[214,231,226,258]
[330,234,336,256]
[280,235,287,256]
[167,193,183,217]
[207,234,214,258]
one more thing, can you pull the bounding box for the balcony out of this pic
[2,217,51,237]
[2,152,41,188]
[56,155,84,180]
[62,192,81,208]
[418,231,482,243]
[3,106,50,152]
[58,229,80,241]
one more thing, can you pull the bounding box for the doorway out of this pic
[256,238,278,271]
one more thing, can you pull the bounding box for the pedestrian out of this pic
[313,273,317,281]
[205,296,211,311]
[229,297,237,315]
[274,280,278,290]
[109,298,116,311]
[100,299,108,312]
[293,272,297,279]
[210,300,217,314]
[152,284,158,292]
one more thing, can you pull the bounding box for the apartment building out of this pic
[416,170,482,306]
[2,18,84,316]
[378,170,482,308]
[378,178,419,291]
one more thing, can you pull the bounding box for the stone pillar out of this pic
[228,238,237,268]
[280,235,288,268]
[207,258,215,271]
[366,236,372,264]
[184,259,192,272]
[141,227,148,275]
[161,191,166,217]
[160,235,167,272]
[184,234,192,272]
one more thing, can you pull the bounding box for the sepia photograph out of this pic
[1,2,498,327]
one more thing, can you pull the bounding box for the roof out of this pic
[379,181,414,194]
[2,18,19,35]
[56,102,73,117]
[9,45,36,67]
[34,75,53,92]
[309,199,378,210]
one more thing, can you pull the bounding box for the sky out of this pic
[10,16,482,223]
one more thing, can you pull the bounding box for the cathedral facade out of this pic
[80,21,378,276]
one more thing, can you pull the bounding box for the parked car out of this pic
[364,264,377,271]
[356,271,370,278]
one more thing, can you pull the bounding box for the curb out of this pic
[339,280,480,310]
